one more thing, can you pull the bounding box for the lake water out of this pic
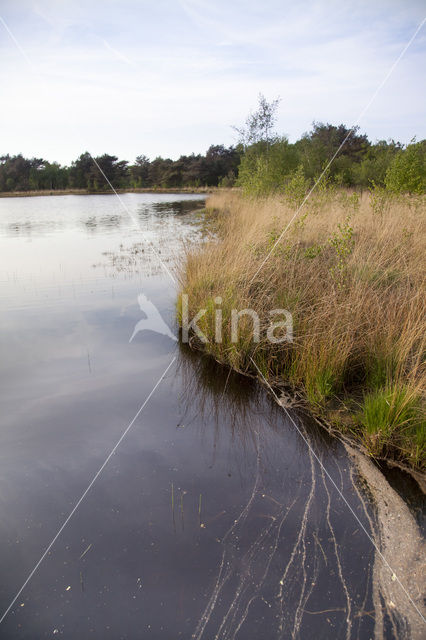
[0,193,397,639]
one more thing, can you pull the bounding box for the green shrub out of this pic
[237,139,299,196]
[283,165,310,208]
[385,142,426,194]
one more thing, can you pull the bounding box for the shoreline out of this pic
[345,442,425,638]
[177,190,425,472]
[0,187,216,198]
[187,342,426,492]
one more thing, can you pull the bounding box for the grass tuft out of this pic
[357,386,425,463]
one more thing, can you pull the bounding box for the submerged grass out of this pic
[177,190,426,469]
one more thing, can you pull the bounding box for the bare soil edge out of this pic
[343,444,426,639]
[271,386,425,638]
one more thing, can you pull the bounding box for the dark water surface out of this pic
[0,194,380,639]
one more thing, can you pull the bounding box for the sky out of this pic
[0,0,425,165]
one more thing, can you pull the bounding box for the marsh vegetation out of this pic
[178,188,425,469]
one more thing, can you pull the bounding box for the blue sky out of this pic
[0,0,425,164]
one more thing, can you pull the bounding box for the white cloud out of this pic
[0,0,424,163]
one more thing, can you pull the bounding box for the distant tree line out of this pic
[1,121,424,194]
[0,145,240,192]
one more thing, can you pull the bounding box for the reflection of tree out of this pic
[150,199,205,216]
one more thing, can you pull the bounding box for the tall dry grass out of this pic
[177,189,426,468]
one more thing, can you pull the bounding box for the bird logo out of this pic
[129,293,178,343]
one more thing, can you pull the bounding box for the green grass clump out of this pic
[357,386,425,462]
[306,368,336,406]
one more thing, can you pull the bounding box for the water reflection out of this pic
[141,199,205,217]
[82,214,122,232]
[177,344,340,463]
[178,345,257,427]
[7,219,65,236]
[0,193,381,639]
[0,192,205,239]
[175,345,376,640]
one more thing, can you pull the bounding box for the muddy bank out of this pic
[346,445,425,639]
